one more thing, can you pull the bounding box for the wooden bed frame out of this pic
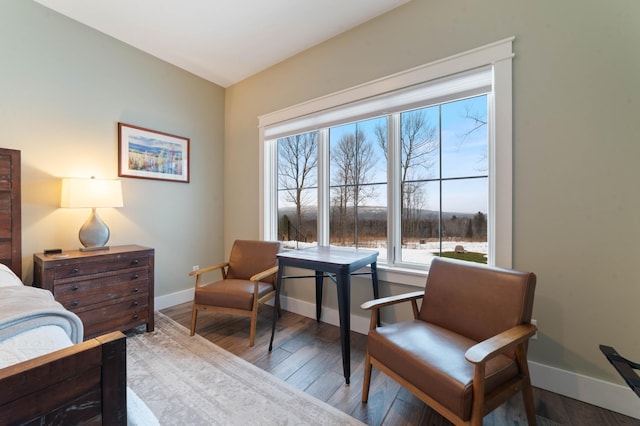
[0,148,128,425]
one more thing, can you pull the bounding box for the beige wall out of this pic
[225,0,640,389]
[1,1,225,296]
[5,0,640,404]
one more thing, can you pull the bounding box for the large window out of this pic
[260,39,514,284]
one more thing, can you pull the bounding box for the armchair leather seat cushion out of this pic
[194,279,275,311]
[368,319,519,421]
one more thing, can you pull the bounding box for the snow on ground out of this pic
[281,240,488,265]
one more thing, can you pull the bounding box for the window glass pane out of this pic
[277,132,318,249]
[441,96,488,179]
[329,117,387,250]
[441,178,488,263]
[399,96,488,266]
[398,106,440,266]
[400,180,440,267]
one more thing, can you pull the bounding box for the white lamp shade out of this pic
[61,178,124,208]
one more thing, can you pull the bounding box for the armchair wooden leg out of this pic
[516,345,536,425]
[249,310,257,347]
[190,304,198,336]
[362,352,373,403]
[522,381,536,426]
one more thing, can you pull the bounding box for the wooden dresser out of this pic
[33,244,154,340]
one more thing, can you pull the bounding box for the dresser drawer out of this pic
[55,274,149,310]
[53,256,149,280]
[78,295,150,338]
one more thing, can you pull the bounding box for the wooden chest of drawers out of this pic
[33,245,154,340]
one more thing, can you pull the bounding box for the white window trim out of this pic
[259,37,514,286]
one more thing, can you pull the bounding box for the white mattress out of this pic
[0,325,73,369]
[0,263,75,369]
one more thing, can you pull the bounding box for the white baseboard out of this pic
[155,287,194,311]
[155,291,640,420]
[528,361,640,419]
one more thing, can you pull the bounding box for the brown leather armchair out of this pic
[189,240,280,346]
[361,257,537,426]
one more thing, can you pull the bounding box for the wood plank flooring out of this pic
[160,303,639,426]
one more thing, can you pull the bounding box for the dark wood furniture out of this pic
[0,148,20,278]
[268,245,379,384]
[0,331,127,425]
[0,147,128,425]
[33,244,155,339]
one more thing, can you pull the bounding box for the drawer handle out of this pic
[132,274,139,280]
[132,301,139,306]
[132,287,139,293]
[70,300,78,307]
[132,259,140,265]
[72,285,79,292]
[133,314,139,320]
[71,268,79,274]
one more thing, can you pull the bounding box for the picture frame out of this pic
[118,122,190,183]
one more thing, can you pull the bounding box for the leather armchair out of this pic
[189,240,280,346]
[361,257,537,426]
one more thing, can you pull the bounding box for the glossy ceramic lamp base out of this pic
[61,177,123,251]
[78,208,111,251]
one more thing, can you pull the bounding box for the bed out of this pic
[0,147,151,425]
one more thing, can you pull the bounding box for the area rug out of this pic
[126,312,365,426]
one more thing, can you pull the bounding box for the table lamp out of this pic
[61,177,124,251]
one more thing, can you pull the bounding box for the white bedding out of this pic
[0,263,159,425]
[0,263,79,367]
[0,325,73,369]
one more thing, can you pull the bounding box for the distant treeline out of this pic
[278,209,487,245]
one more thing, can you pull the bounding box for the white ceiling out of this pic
[33,0,410,88]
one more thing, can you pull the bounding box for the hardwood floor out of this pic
[160,303,639,426]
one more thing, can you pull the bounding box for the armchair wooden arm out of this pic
[250,265,279,283]
[252,265,280,303]
[189,262,230,288]
[465,323,537,364]
[361,290,424,330]
[360,290,424,311]
[465,323,537,424]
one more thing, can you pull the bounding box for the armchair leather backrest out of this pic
[226,240,280,285]
[419,257,536,343]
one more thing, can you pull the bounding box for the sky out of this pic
[325,94,488,214]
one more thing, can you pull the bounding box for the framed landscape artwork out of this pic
[118,123,190,183]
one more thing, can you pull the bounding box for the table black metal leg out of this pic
[269,266,285,351]
[336,272,351,384]
[315,270,323,322]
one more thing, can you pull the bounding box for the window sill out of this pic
[375,264,427,288]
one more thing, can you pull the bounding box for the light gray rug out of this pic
[126,312,365,426]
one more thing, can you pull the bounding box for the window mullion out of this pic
[317,128,330,246]
[388,113,401,265]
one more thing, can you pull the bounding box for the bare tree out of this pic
[331,128,376,245]
[278,132,318,241]
[459,101,489,172]
[376,109,438,237]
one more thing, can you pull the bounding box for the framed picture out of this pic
[118,123,190,183]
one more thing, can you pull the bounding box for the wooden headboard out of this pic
[0,148,21,278]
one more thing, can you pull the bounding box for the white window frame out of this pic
[259,38,514,287]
